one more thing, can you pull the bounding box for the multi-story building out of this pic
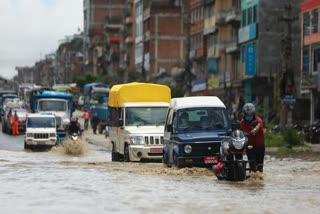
[301,0,320,123]
[15,67,34,85]
[134,0,144,73]
[141,0,188,83]
[238,0,301,115]
[210,0,241,106]
[56,35,84,84]
[189,0,206,93]
[83,0,126,75]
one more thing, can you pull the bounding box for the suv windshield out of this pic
[125,107,168,126]
[27,117,55,128]
[176,108,229,130]
[38,100,67,111]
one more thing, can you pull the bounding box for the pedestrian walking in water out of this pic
[11,110,20,135]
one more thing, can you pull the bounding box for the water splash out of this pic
[50,139,89,156]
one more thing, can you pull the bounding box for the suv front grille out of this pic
[34,133,49,139]
[145,136,164,145]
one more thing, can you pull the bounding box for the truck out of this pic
[83,83,110,134]
[108,82,171,162]
[24,113,57,150]
[29,88,73,137]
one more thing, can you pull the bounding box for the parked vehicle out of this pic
[310,120,320,144]
[163,96,231,168]
[83,83,110,133]
[29,88,73,137]
[108,82,171,162]
[24,113,57,150]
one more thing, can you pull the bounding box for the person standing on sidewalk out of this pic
[91,112,100,134]
[83,110,89,130]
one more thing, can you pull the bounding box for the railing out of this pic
[225,7,240,23]
[216,10,227,25]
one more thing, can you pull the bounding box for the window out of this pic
[242,9,247,27]
[303,46,309,76]
[312,9,318,33]
[303,12,310,35]
[253,5,257,23]
[312,46,320,74]
[248,7,252,25]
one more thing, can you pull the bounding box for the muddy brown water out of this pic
[0,146,319,214]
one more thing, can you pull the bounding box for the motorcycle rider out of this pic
[240,103,265,173]
[68,117,82,136]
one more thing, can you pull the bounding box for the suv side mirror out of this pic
[166,124,173,132]
[119,119,123,127]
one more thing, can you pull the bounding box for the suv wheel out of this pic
[123,144,130,162]
[111,143,120,162]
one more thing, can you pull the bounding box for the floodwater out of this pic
[0,138,319,213]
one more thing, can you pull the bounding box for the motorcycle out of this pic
[64,131,85,155]
[213,121,258,181]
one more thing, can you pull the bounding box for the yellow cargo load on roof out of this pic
[108,82,171,107]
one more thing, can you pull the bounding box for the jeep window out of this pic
[27,117,55,128]
[125,107,168,126]
[38,100,67,111]
[177,108,229,130]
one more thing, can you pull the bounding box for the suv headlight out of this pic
[184,145,192,154]
[26,133,33,137]
[50,133,56,138]
[130,136,144,145]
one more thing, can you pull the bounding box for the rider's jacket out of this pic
[69,122,81,134]
[240,115,264,147]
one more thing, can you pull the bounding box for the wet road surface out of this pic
[0,129,320,214]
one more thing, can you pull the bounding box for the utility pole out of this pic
[185,5,192,96]
[279,3,295,130]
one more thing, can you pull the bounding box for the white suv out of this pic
[24,113,57,150]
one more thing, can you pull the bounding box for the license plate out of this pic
[150,148,163,153]
[204,156,218,164]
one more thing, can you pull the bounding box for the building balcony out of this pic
[191,20,204,34]
[204,16,216,35]
[225,7,240,24]
[225,38,239,54]
[144,31,151,41]
[125,36,134,44]
[216,10,227,25]
[125,17,133,25]
[144,8,151,21]
[191,0,202,8]
[202,0,215,6]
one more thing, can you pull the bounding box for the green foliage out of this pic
[101,72,121,86]
[127,71,145,83]
[170,86,184,98]
[264,129,304,147]
[74,72,99,88]
[282,128,304,146]
[264,131,284,147]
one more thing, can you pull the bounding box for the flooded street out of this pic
[0,133,320,214]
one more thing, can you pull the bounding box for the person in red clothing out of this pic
[11,110,20,135]
[240,103,265,172]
